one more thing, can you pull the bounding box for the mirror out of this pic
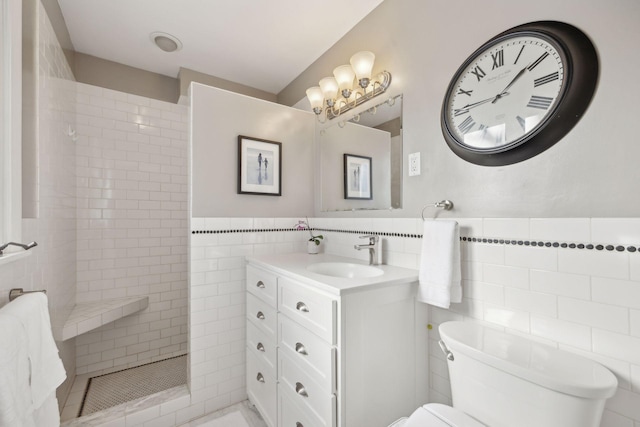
[319,95,402,211]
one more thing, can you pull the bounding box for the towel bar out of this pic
[0,241,38,255]
[9,288,46,302]
[421,200,454,220]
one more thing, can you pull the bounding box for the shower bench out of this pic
[57,296,149,341]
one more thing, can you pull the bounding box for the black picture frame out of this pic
[237,135,282,196]
[343,154,372,200]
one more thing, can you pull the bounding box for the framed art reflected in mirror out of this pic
[344,153,372,200]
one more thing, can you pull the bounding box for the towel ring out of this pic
[421,200,454,221]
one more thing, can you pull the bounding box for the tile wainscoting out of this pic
[60,216,638,426]
[192,216,640,427]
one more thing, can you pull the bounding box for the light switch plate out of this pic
[408,152,420,176]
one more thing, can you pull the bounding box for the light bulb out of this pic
[333,65,355,98]
[306,86,324,114]
[350,51,375,88]
[319,77,339,107]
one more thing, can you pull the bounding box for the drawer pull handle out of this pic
[295,382,308,397]
[296,301,309,313]
[296,423,304,427]
[256,280,265,289]
[295,342,308,355]
[256,342,265,352]
[256,311,265,320]
[256,372,265,383]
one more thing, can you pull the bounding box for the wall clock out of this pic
[441,21,598,166]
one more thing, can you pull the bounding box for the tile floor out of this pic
[60,355,267,427]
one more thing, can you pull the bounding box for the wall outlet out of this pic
[408,152,420,176]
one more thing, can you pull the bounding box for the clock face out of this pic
[443,33,568,152]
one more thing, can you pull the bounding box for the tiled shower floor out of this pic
[61,355,188,422]
[60,355,267,427]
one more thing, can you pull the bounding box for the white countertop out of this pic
[246,253,418,296]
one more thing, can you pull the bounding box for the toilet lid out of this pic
[403,404,485,427]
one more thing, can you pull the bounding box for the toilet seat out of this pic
[399,403,485,427]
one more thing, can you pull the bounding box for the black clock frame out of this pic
[441,21,599,166]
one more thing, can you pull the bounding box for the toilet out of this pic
[391,321,618,427]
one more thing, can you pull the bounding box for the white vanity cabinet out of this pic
[246,265,279,427]
[246,254,424,427]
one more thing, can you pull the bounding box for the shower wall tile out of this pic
[74,84,188,375]
[0,0,77,406]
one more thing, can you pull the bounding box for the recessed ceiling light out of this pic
[150,32,182,53]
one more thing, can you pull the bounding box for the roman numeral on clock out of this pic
[458,116,476,134]
[514,45,525,64]
[528,52,549,71]
[457,88,473,96]
[533,72,559,87]
[470,66,486,81]
[527,95,554,109]
[492,50,504,69]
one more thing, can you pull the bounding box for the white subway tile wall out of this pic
[74,84,189,375]
[380,217,640,427]
[189,218,308,415]
[0,0,77,404]
[12,211,630,427]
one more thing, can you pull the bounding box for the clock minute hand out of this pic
[454,92,510,115]
[492,63,531,103]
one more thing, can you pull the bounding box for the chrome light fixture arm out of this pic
[326,70,391,120]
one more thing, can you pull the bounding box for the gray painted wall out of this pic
[279,0,640,218]
[191,83,315,218]
[73,53,181,103]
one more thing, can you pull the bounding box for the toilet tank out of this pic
[439,321,617,427]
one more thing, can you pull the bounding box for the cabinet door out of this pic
[247,265,278,307]
[247,292,277,340]
[279,385,324,427]
[247,349,277,427]
[279,314,336,392]
[279,278,336,344]
[247,319,277,372]
[279,352,336,427]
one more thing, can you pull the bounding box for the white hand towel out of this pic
[0,311,33,427]
[417,220,462,308]
[0,293,66,418]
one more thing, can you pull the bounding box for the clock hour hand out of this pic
[492,63,531,103]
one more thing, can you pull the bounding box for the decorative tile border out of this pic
[190,227,640,253]
[191,227,302,234]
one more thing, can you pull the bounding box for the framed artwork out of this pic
[344,153,372,200]
[238,135,282,196]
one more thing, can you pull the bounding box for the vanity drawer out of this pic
[247,292,277,340]
[247,319,276,372]
[279,352,335,427]
[279,278,337,344]
[279,385,326,427]
[247,265,278,307]
[247,349,277,427]
[279,313,336,392]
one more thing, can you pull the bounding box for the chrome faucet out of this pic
[354,235,382,265]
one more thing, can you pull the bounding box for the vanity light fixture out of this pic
[306,51,391,122]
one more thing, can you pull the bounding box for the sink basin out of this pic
[306,262,384,279]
